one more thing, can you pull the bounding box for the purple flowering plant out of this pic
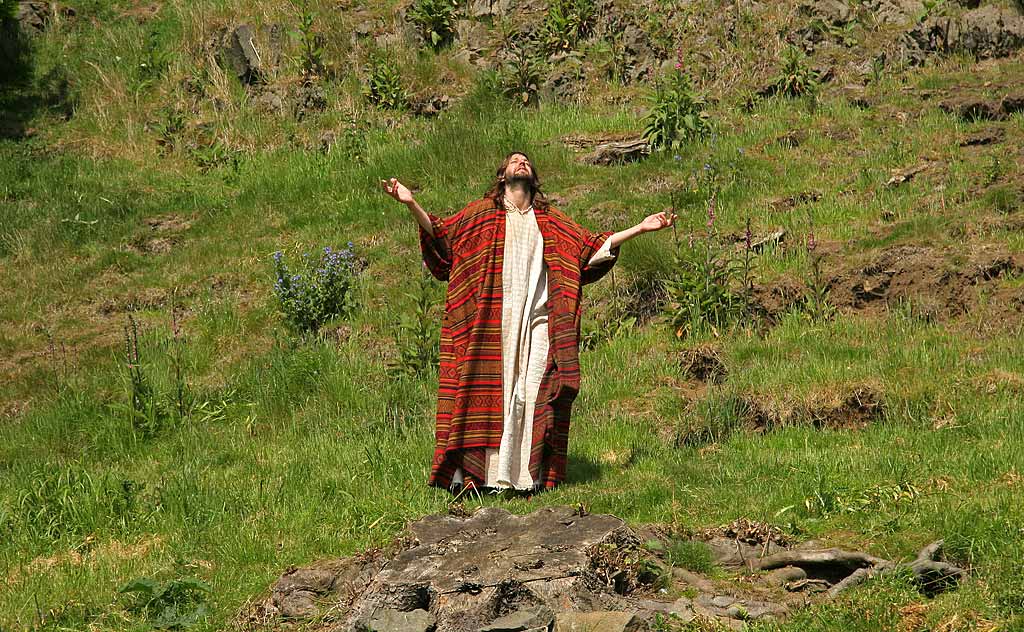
[665,163,751,338]
[272,243,359,334]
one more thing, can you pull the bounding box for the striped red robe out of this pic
[420,197,617,490]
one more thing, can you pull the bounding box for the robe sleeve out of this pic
[419,213,454,281]
[579,229,619,285]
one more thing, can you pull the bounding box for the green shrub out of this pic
[272,245,360,335]
[292,0,326,77]
[407,0,459,50]
[499,45,542,106]
[363,52,408,110]
[540,0,596,52]
[770,45,820,98]
[120,577,211,629]
[664,185,744,339]
[390,269,441,376]
[642,71,710,151]
[1,0,17,20]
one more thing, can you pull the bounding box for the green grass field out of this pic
[2,0,1024,629]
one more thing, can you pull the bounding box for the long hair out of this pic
[483,151,550,210]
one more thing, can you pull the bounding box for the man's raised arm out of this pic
[380,177,434,237]
[606,211,677,249]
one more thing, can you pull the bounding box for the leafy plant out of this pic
[664,174,745,338]
[1,0,18,20]
[642,71,710,151]
[407,0,459,50]
[540,0,596,52]
[291,0,326,77]
[363,51,407,110]
[118,315,170,437]
[137,26,174,91]
[803,226,834,322]
[272,245,359,335]
[390,269,441,376]
[591,33,630,84]
[498,44,541,106]
[120,577,211,629]
[769,45,820,98]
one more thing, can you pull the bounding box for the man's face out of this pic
[504,154,533,184]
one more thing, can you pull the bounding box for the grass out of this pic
[3,0,1024,630]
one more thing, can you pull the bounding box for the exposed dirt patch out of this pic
[741,382,886,431]
[126,213,195,255]
[679,344,727,384]
[767,191,822,213]
[959,127,1004,147]
[938,91,1024,121]
[749,274,806,322]
[145,213,194,233]
[827,244,1022,320]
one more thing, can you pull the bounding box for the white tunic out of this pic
[455,196,616,490]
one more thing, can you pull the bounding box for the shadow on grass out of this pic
[566,452,603,485]
[1,13,75,140]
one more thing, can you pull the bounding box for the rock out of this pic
[340,507,648,631]
[468,0,512,20]
[409,92,452,117]
[801,0,854,26]
[480,605,554,631]
[765,565,807,586]
[904,6,1024,63]
[710,596,736,608]
[868,0,922,25]
[553,611,647,632]
[362,608,437,632]
[667,597,697,623]
[220,24,264,84]
[15,2,73,33]
[540,54,585,105]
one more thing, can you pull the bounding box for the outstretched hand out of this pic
[380,178,415,205]
[639,211,676,233]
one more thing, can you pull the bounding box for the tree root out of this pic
[752,540,966,598]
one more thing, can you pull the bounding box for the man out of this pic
[382,152,674,493]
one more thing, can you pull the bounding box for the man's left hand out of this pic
[639,212,676,233]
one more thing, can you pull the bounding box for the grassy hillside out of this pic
[2,0,1023,629]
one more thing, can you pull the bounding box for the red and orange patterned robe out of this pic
[420,197,617,490]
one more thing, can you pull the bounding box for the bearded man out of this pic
[382,152,674,494]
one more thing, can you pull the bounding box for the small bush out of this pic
[498,45,542,106]
[407,0,459,50]
[390,269,441,376]
[642,71,711,151]
[1,0,18,20]
[363,52,408,110]
[664,183,745,338]
[120,577,211,629]
[272,245,359,335]
[770,45,820,98]
[291,0,326,77]
[540,0,596,52]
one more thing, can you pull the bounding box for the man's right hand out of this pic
[381,178,415,205]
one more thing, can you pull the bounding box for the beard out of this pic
[506,173,533,189]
